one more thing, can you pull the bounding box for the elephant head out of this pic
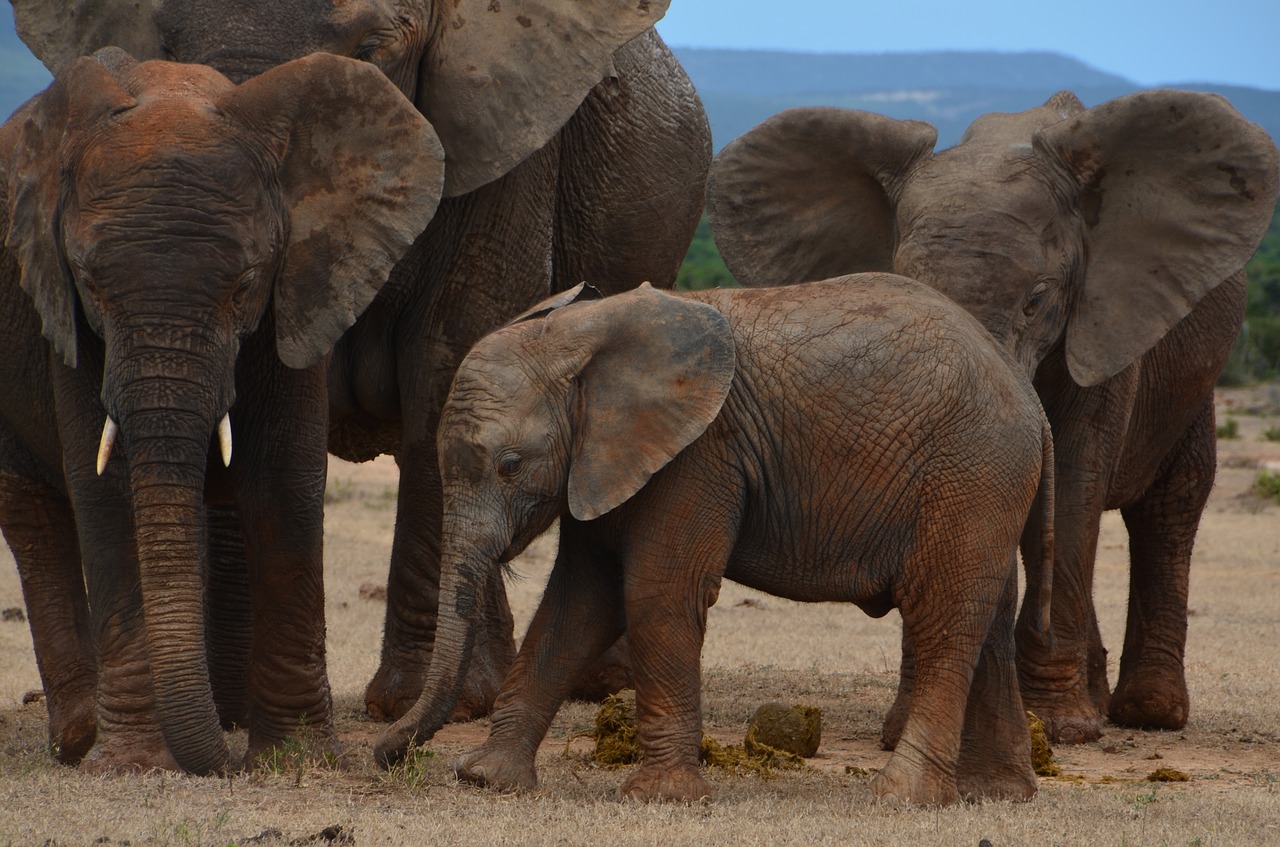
[0,48,444,773]
[707,90,1280,385]
[13,0,671,197]
[373,282,736,765]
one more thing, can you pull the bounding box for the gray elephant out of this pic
[0,49,444,772]
[12,0,711,725]
[706,90,1280,743]
[374,277,1055,806]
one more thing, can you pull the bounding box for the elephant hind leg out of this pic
[0,470,97,764]
[1109,398,1214,730]
[956,566,1037,802]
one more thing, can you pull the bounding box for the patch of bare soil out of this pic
[0,387,1277,845]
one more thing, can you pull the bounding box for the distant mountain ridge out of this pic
[672,47,1280,151]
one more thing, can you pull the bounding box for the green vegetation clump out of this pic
[675,215,738,291]
[1262,425,1280,442]
[1254,469,1280,502]
[1223,200,1280,383]
[1216,417,1240,439]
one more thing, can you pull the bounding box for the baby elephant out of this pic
[376,275,1054,806]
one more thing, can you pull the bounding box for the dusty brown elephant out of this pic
[705,89,1280,743]
[374,277,1055,806]
[0,49,443,771]
[12,0,710,726]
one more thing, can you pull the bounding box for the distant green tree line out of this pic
[678,201,1280,385]
[1224,200,1280,383]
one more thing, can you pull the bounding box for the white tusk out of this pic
[96,417,118,476]
[217,414,233,467]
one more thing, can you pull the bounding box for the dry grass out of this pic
[1,388,1278,846]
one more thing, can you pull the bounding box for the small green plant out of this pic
[379,745,436,792]
[1216,417,1240,439]
[1262,425,1280,441]
[1255,469,1280,503]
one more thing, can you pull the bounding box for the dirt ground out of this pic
[0,387,1278,845]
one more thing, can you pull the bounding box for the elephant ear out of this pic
[12,0,165,73]
[3,55,137,368]
[218,53,446,370]
[1036,89,1280,387]
[422,0,669,198]
[507,282,604,326]
[544,283,736,521]
[707,107,937,288]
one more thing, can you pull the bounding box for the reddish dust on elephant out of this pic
[376,277,1054,807]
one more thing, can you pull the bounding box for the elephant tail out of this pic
[1034,416,1055,640]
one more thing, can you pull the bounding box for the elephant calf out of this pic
[375,275,1054,806]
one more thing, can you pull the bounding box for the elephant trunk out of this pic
[113,352,232,774]
[374,513,492,769]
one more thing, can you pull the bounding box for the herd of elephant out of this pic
[0,0,1276,809]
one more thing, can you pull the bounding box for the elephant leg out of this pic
[880,624,915,751]
[0,470,97,763]
[873,543,1008,806]
[364,144,559,722]
[229,350,335,766]
[455,528,627,793]
[205,503,251,731]
[1016,363,1137,744]
[1109,397,1214,730]
[956,564,1036,802]
[52,359,178,772]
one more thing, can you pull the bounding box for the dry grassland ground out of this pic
[1,387,1278,846]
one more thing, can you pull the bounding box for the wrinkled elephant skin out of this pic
[12,0,710,723]
[376,278,1055,806]
[706,89,1280,743]
[0,50,443,770]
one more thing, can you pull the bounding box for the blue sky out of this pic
[656,0,1280,90]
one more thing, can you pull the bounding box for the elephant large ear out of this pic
[3,55,136,368]
[12,0,165,73]
[218,53,446,369]
[422,0,669,198]
[1036,89,1280,387]
[707,107,937,287]
[543,284,736,521]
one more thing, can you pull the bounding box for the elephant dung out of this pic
[586,690,643,767]
[744,702,822,759]
[1027,711,1062,777]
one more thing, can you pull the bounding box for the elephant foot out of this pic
[956,756,1037,803]
[869,751,959,808]
[1108,671,1189,731]
[365,653,508,723]
[81,729,181,774]
[567,639,633,702]
[1018,662,1103,744]
[1032,711,1103,745]
[47,695,97,765]
[619,763,711,803]
[454,746,537,793]
[364,663,424,722]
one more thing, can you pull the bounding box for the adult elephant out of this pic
[706,90,1280,743]
[13,0,710,723]
[0,49,444,772]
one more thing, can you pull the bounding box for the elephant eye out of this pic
[1023,281,1050,317]
[352,39,380,62]
[497,453,523,478]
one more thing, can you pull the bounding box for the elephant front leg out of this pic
[456,529,626,792]
[0,470,97,764]
[231,358,336,766]
[1109,399,1214,731]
